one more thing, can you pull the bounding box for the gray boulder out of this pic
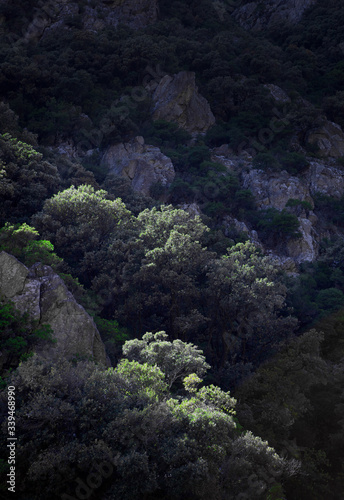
[102,136,175,196]
[152,72,216,135]
[0,252,108,365]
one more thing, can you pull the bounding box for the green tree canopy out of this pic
[205,241,297,369]
[122,331,210,389]
[114,205,213,338]
[0,222,63,269]
[0,352,298,500]
[0,133,60,225]
[32,184,133,282]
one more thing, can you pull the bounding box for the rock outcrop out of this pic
[239,160,344,262]
[151,72,216,135]
[0,252,108,365]
[102,136,175,196]
[241,168,312,210]
[286,217,319,262]
[211,149,344,262]
[223,215,262,248]
[233,0,317,30]
[242,161,344,209]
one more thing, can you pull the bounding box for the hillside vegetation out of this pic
[0,1,344,498]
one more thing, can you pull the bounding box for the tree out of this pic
[0,133,60,225]
[114,205,213,338]
[32,185,133,284]
[252,152,281,171]
[205,241,297,370]
[235,328,341,500]
[257,208,301,243]
[315,288,344,312]
[0,351,297,500]
[0,222,63,270]
[279,152,309,175]
[122,331,210,389]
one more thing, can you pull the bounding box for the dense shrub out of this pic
[141,119,191,148]
[315,288,344,312]
[252,152,280,170]
[257,208,301,242]
[0,133,60,225]
[0,348,297,499]
[279,152,309,174]
[313,192,344,227]
[0,222,63,270]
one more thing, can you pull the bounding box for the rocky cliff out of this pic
[0,252,108,365]
[102,136,175,196]
[241,160,344,262]
[240,161,344,211]
[233,0,317,30]
[211,148,344,263]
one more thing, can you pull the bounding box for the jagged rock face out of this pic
[263,85,344,158]
[307,120,344,158]
[102,136,175,196]
[242,169,312,210]
[233,0,317,30]
[286,217,318,263]
[306,161,344,197]
[0,252,108,365]
[152,72,216,135]
[178,203,202,217]
[241,160,344,262]
[242,161,344,209]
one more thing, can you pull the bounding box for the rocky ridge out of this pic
[307,120,344,158]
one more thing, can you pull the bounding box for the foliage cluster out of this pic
[0,0,343,153]
[252,151,309,175]
[287,237,344,326]
[235,328,344,499]
[0,132,60,225]
[0,2,344,497]
[28,186,296,373]
[313,192,344,228]
[0,222,63,269]
[0,340,297,500]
